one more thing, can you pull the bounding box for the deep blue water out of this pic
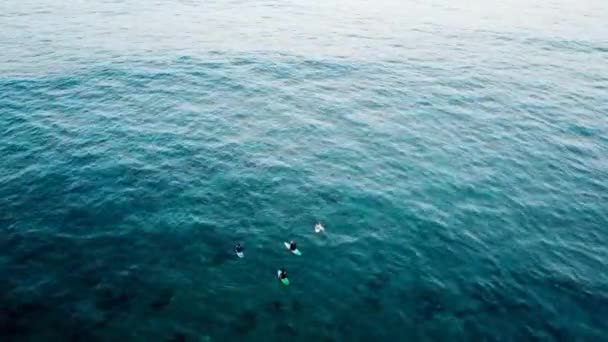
[1,0,608,341]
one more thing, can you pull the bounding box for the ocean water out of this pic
[1,0,608,341]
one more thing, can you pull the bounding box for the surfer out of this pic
[277,268,289,285]
[314,222,325,233]
[235,243,244,258]
[284,240,302,255]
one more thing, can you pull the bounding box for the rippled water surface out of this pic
[1,0,608,341]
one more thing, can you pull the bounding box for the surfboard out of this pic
[277,270,289,285]
[284,242,301,256]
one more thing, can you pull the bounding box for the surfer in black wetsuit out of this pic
[279,269,288,279]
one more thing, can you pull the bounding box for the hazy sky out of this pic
[1,0,606,73]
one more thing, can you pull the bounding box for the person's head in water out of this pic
[236,244,243,252]
[280,269,288,279]
[289,241,297,250]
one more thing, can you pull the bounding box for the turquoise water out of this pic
[2,0,608,340]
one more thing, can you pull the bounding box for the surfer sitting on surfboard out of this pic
[284,240,302,255]
[235,243,244,258]
[314,222,325,233]
[277,268,290,285]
